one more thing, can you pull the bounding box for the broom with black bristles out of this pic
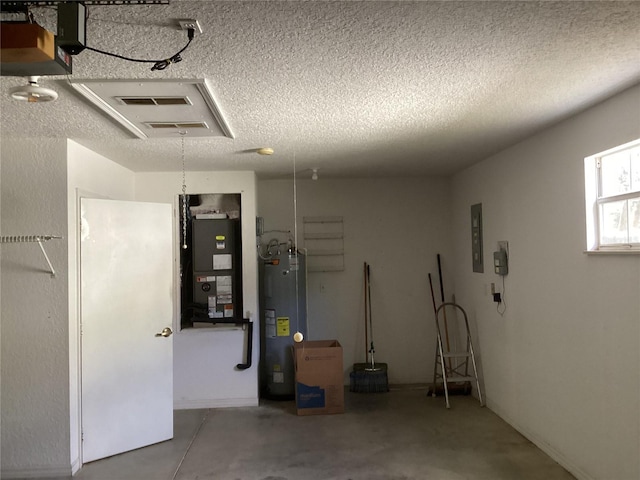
[350,262,389,393]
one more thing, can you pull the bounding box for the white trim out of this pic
[596,190,640,204]
[199,79,235,139]
[583,249,640,255]
[68,82,146,139]
[70,457,81,476]
[584,154,599,250]
[72,189,111,471]
[584,138,640,251]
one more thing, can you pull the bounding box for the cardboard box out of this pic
[1,23,55,63]
[293,340,344,415]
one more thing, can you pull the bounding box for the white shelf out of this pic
[303,217,344,272]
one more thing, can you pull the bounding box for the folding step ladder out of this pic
[431,302,484,409]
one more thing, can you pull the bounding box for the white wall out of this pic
[450,84,640,480]
[135,171,260,408]
[257,177,452,384]
[1,139,71,478]
[3,91,637,480]
[66,140,136,472]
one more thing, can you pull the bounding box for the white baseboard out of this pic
[485,397,594,480]
[174,396,259,409]
[70,457,81,475]
[1,464,72,479]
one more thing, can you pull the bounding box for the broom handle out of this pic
[437,255,452,362]
[364,262,369,361]
[428,273,438,315]
[429,272,448,367]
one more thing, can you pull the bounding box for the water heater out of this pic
[260,251,307,399]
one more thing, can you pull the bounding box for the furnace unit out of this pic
[189,218,242,322]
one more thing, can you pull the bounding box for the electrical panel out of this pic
[471,203,483,273]
[493,249,508,275]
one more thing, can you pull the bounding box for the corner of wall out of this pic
[1,137,71,475]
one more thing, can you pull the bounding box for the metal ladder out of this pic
[431,302,484,409]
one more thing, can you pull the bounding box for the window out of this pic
[585,139,640,252]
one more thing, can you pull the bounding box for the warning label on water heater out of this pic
[277,317,290,336]
[265,309,276,338]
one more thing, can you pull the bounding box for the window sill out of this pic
[178,323,245,334]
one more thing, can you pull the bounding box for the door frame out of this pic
[72,190,109,471]
[72,192,176,469]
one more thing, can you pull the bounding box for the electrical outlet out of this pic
[178,19,203,34]
[497,240,509,255]
[490,283,496,295]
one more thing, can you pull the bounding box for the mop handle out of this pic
[367,264,375,355]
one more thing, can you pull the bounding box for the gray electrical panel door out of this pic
[192,218,242,320]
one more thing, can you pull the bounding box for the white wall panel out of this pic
[135,171,259,408]
[451,84,640,480]
[1,139,70,477]
[257,177,453,385]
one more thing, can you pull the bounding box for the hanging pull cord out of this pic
[180,132,188,250]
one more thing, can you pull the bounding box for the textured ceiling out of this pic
[1,1,639,178]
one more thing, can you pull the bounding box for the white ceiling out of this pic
[1,1,639,179]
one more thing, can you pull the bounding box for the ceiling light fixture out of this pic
[311,168,319,181]
[9,76,58,103]
[257,147,274,156]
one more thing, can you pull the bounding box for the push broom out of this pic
[349,262,389,393]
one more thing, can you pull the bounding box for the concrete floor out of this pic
[71,388,576,480]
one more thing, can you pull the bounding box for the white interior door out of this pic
[80,198,174,463]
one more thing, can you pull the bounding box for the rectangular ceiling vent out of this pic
[146,122,209,129]
[118,96,192,106]
[68,79,234,139]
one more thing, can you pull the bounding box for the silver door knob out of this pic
[155,327,173,338]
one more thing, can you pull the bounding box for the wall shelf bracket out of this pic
[0,235,62,277]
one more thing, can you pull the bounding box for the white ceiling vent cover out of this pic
[68,79,234,139]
